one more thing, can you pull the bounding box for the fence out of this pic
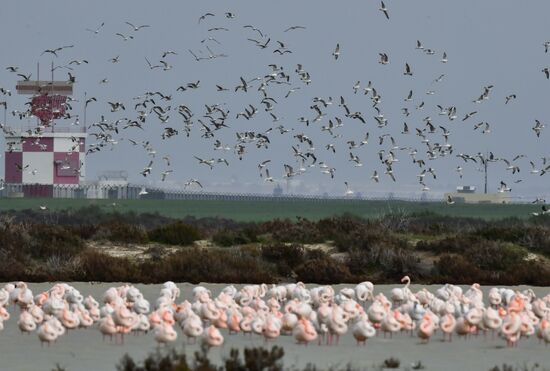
[0,182,539,203]
[0,182,442,202]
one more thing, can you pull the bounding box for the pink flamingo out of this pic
[501,312,522,347]
[59,308,80,330]
[352,316,376,345]
[154,322,177,345]
[418,314,435,343]
[263,315,281,341]
[18,311,37,333]
[203,325,224,347]
[37,321,58,346]
[538,319,550,344]
[294,318,318,345]
[0,306,10,322]
[99,314,118,342]
[227,309,243,334]
[440,313,456,342]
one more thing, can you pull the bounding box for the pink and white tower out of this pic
[4,77,86,197]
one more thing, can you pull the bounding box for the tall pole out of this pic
[484,158,488,194]
[83,91,87,128]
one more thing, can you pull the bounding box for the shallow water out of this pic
[1,282,549,371]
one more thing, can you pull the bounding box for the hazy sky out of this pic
[1,1,549,199]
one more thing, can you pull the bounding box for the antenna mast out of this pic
[484,158,488,194]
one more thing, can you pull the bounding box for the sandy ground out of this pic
[0,283,549,371]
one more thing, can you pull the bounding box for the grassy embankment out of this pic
[0,197,537,221]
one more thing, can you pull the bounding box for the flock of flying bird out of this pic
[3,279,550,351]
[0,4,548,204]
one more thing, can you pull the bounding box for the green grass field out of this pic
[0,198,539,221]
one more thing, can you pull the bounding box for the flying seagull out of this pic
[198,13,215,23]
[184,178,203,188]
[284,25,306,32]
[403,63,413,76]
[243,25,264,37]
[86,22,105,34]
[332,44,340,60]
[505,94,517,104]
[532,205,549,216]
[125,22,150,31]
[115,33,134,41]
[379,1,390,19]
[41,45,73,57]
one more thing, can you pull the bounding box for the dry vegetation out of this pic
[2,205,550,285]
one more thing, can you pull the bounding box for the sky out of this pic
[0,0,549,199]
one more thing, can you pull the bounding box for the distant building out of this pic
[4,79,86,198]
[444,185,511,204]
[87,171,131,199]
[273,183,283,196]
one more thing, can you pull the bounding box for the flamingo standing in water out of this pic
[482,307,503,338]
[501,312,522,347]
[391,276,412,306]
[203,325,224,346]
[1,280,550,351]
[352,315,376,345]
[294,318,318,345]
[538,319,550,344]
[262,314,281,341]
[17,311,37,333]
[440,313,456,341]
[327,306,348,345]
[417,314,435,343]
[154,322,177,345]
[99,315,118,341]
[381,310,401,338]
[37,320,58,346]
[182,313,203,343]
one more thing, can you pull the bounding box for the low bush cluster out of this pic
[148,222,202,246]
[116,345,286,371]
[2,206,550,285]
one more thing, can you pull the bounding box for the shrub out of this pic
[148,222,202,246]
[29,224,85,259]
[78,250,138,282]
[261,243,305,278]
[258,218,324,244]
[295,257,352,284]
[155,247,275,283]
[117,345,285,371]
[261,243,305,267]
[93,222,149,244]
[382,357,401,369]
[464,242,527,271]
[434,254,484,283]
[416,235,480,254]
[212,228,256,247]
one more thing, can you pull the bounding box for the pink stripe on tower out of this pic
[5,152,23,183]
[53,152,79,184]
[22,137,53,152]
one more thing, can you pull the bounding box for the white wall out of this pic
[53,137,76,152]
[22,152,53,184]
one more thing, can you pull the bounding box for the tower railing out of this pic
[4,125,86,135]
